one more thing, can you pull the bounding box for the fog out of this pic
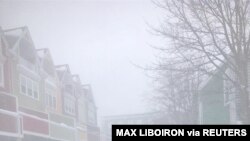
[1,2,250,141]
[0,0,162,117]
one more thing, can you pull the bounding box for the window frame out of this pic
[19,74,39,100]
[64,97,75,115]
[45,82,57,110]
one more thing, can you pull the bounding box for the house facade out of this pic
[198,64,250,124]
[199,68,230,124]
[56,66,99,141]
[0,27,22,141]
[81,85,99,141]
[0,26,99,141]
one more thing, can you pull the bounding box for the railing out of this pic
[0,92,17,112]
[20,111,49,137]
[20,109,78,141]
[0,92,96,141]
[49,112,76,141]
[49,121,76,141]
[0,92,22,138]
[76,126,87,141]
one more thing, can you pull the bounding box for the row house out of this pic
[82,85,99,141]
[0,26,99,141]
[1,26,48,141]
[56,65,99,141]
[0,27,22,141]
[56,65,83,141]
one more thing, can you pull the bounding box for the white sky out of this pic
[0,0,164,118]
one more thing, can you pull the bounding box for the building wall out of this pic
[7,50,44,112]
[77,94,88,125]
[0,26,100,141]
[199,70,230,124]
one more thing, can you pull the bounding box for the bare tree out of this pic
[152,0,250,124]
[152,64,200,124]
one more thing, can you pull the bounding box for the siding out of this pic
[22,115,49,135]
[20,107,49,135]
[10,62,44,112]
[0,92,17,112]
[200,70,230,124]
[0,113,19,134]
[49,123,76,141]
[49,112,76,141]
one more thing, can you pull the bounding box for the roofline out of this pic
[3,26,27,32]
[55,64,71,72]
[199,63,227,90]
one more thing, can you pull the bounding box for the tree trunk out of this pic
[235,57,250,124]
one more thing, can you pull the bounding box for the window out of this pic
[0,64,4,87]
[64,97,75,115]
[19,75,39,100]
[45,84,57,110]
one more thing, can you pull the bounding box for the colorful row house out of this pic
[0,26,99,141]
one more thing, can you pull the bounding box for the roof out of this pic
[3,26,34,49]
[199,63,227,91]
[55,64,71,81]
[82,84,96,106]
[2,26,37,63]
[36,48,48,59]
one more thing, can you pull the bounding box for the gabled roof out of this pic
[81,84,96,107]
[199,64,227,91]
[37,48,57,77]
[36,48,55,66]
[3,26,35,51]
[3,26,38,63]
[55,64,71,82]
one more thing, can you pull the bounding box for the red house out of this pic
[0,27,22,140]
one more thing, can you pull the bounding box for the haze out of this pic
[0,0,163,118]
